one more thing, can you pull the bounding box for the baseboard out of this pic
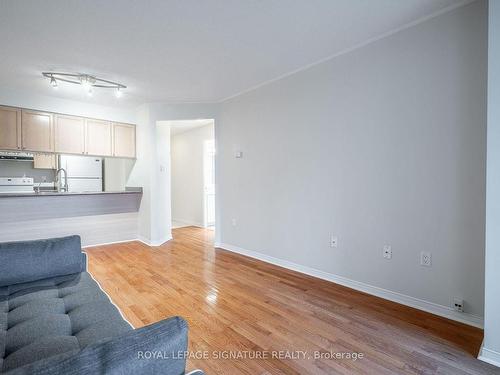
[172,218,205,228]
[138,234,172,247]
[82,234,173,249]
[215,242,484,328]
[478,344,500,368]
[82,238,139,248]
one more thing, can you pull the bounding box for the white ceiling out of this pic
[167,119,214,136]
[0,0,465,107]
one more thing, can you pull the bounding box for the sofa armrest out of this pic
[8,316,189,375]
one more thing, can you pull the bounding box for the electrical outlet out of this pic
[453,298,464,312]
[231,218,237,227]
[330,236,338,248]
[383,245,392,259]
[420,251,432,267]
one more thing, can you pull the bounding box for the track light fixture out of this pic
[50,77,58,88]
[42,72,126,98]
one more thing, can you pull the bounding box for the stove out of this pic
[0,177,35,193]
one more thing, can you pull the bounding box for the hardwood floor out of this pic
[85,227,499,374]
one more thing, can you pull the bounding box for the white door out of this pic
[203,140,216,227]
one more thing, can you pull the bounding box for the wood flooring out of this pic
[84,226,499,374]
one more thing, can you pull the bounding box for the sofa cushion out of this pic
[0,272,132,373]
[0,236,85,287]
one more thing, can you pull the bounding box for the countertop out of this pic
[0,188,143,198]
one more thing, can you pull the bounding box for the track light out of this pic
[42,72,126,97]
[81,77,92,91]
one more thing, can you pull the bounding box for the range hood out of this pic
[0,151,34,161]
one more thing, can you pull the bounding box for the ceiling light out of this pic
[42,72,126,97]
[81,79,91,91]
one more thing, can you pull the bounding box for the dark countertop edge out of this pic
[0,188,143,198]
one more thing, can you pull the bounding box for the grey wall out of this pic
[104,158,136,191]
[482,0,500,364]
[217,1,487,319]
[0,160,55,183]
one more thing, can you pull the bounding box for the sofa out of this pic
[0,235,201,375]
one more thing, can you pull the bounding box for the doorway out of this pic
[169,119,215,234]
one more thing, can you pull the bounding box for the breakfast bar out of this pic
[0,188,142,224]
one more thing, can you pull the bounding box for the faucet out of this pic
[55,168,69,192]
[34,176,46,194]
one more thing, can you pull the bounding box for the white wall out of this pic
[216,1,487,324]
[171,123,215,226]
[480,0,500,367]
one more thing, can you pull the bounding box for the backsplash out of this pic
[0,160,55,183]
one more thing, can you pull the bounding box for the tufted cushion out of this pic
[0,272,132,373]
[0,236,85,287]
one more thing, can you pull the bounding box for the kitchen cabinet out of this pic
[34,154,58,169]
[1,105,136,158]
[21,110,54,152]
[86,119,112,156]
[0,106,22,151]
[55,114,85,154]
[113,123,136,158]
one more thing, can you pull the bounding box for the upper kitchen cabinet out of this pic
[0,106,21,150]
[33,154,58,169]
[112,123,136,158]
[55,114,85,154]
[1,105,136,158]
[86,119,112,156]
[21,110,54,152]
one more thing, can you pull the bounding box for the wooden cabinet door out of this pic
[55,114,85,154]
[21,110,54,152]
[0,106,21,150]
[86,119,112,156]
[33,154,57,169]
[112,123,136,158]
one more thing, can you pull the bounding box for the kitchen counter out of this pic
[0,188,143,224]
[0,189,142,198]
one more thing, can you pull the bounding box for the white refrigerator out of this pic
[59,155,103,192]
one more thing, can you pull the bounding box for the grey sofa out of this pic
[0,235,195,374]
